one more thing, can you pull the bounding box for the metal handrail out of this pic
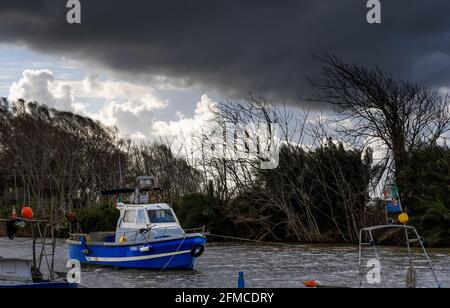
[0,217,58,281]
[69,225,206,244]
[358,224,441,288]
[183,226,206,234]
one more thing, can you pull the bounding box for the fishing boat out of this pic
[0,212,78,288]
[67,176,207,270]
[0,258,77,289]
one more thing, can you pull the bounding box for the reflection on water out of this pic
[1,238,449,288]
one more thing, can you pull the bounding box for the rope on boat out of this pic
[159,236,187,272]
[205,233,303,248]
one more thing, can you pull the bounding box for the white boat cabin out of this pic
[115,203,185,243]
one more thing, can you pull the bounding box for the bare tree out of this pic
[196,95,373,243]
[308,55,450,174]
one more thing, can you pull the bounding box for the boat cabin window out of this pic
[136,209,147,225]
[151,226,184,239]
[148,209,176,223]
[123,210,137,223]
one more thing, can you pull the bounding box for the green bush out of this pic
[400,146,450,246]
[76,203,120,233]
[173,193,212,229]
[0,204,13,218]
[173,192,235,237]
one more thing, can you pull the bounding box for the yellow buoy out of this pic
[399,213,409,224]
[119,235,127,243]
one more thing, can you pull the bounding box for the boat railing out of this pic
[183,226,206,235]
[0,218,58,281]
[68,232,115,243]
[68,226,206,244]
[358,224,441,288]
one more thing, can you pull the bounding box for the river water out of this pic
[1,238,449,288]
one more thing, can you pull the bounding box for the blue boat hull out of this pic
[67,235,206,270]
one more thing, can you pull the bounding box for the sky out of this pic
[0,45,217,141]
[0,0,449,141]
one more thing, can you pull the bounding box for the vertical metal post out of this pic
[238,272,245,288]
[413,228,441,288]
[31,223,37,270]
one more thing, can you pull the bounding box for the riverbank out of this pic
[1,201,450,248]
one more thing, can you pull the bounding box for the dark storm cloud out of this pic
[0,0,450,105]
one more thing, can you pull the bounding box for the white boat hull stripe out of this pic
[85,250,192,263]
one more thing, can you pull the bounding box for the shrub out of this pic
[76,203,120,233]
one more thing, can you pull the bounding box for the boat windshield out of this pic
[151,227,184,239]
[148,209,176,223]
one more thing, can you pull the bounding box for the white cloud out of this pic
[80,100,157,139]
[150,94,217,156]
[114,107,155,140]
[79,75,168,111]
[7,69,169,140]
[439,87,449,95]
[152,94,216,137]
[8,69,76,111]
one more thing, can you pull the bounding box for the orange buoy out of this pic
[21,206,34,220]
[304,280,321,288]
